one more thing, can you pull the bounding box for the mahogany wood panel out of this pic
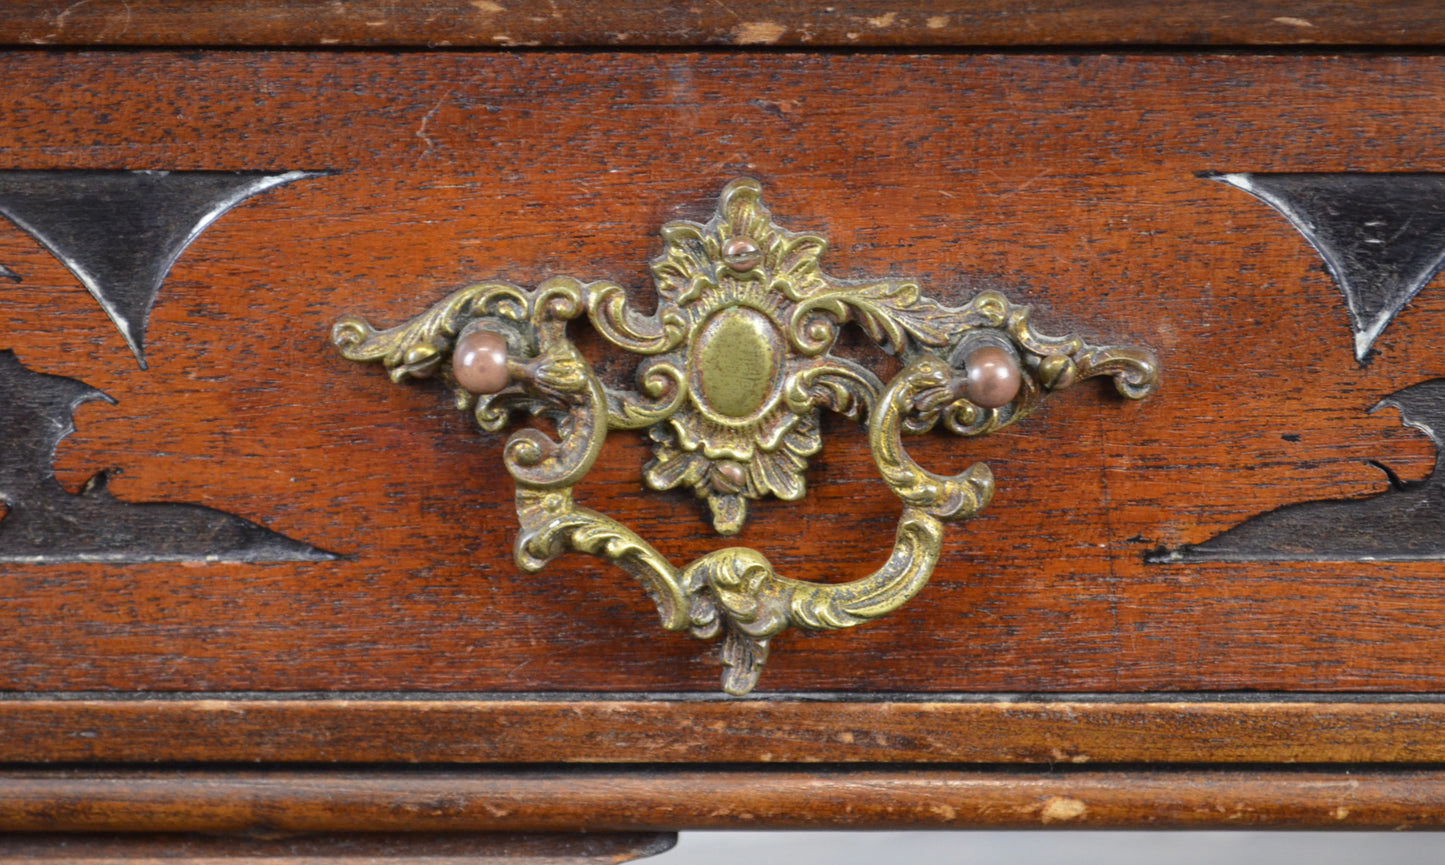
[0,832,676,864]
[7,52,1445,694]
[4,768,1445,831]
[7,697,1445,764]
[0,1,1443,48]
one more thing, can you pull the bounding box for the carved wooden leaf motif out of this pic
[0,351,336,563]
[0,170,323,367]
[1152,173,1445,563]
[1153,377,1445,563]
[1210,172,1445,363]
[0,170,336,563]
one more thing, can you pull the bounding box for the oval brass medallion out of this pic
[693,307,781,419]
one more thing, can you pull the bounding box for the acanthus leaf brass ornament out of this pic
[333,178,1160,695]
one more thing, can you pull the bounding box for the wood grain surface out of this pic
[2,767,1445,831]
[0,1,1443,48]
[2,697,1445,764]
[0,832,676,864]
[5,52,1445,695]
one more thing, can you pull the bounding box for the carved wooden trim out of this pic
[0,767,1440,831]
[0,833,676,864]
[0,1,1443,49]
[4,696,1445,764]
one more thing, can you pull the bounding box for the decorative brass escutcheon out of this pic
[333,179,1159,695]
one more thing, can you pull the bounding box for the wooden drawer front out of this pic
[1,51,1443,700]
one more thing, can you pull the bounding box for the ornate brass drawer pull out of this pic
[333,179,1159,695]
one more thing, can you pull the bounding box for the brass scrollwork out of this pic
[333,179,1159,695]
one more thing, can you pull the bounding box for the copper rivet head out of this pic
[453,329,512,394]
[964,344,1022,408]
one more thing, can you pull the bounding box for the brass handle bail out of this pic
[334,178,1158,695]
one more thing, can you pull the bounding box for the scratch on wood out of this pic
[51,0,91,31]
[416,92,451,158]
[733,21,785,44]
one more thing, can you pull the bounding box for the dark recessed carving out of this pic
[0,350,336,563]
[1150,378,1445,563]
[1207,172,1445,362]
[0,263,18,283]
[0,170,327,369]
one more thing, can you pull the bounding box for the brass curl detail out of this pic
[587,280,688,355]
[332,282,530,381]
[871,357,995,520]
[334,178,1160,694]
[607,356,688,430]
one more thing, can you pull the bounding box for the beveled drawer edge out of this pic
[3,697,1444,764]
[0,767,1440,831]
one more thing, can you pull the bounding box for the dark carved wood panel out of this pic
[0,350,336,563]
[0,170,325,368]
[9,52,1445,694]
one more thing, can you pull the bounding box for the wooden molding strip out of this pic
[4,698,1445,764]
[0,832,677,863]
[0,1,1442,48]
[0,767,1442,831]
